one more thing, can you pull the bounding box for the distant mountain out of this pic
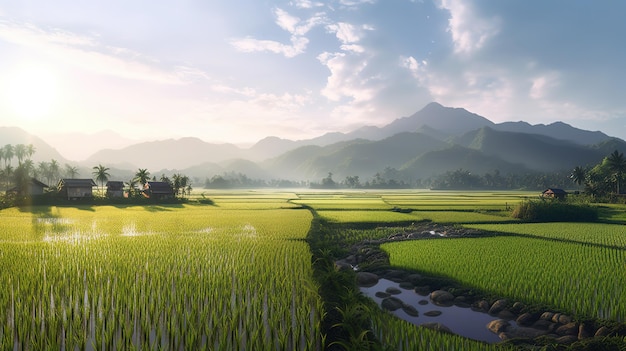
[493,121,610,145]
[40,130,138,161]
[0,126,69,164]
[263,132,449,180]
[84,137,243,170]
[399,145,530,179]
[454,127,603,172]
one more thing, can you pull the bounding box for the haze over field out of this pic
[1,1,626,160]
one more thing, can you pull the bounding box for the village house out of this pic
[106,181,125,198]
[143,181,174,200]
[7,178,48,196]
[541,188,567,200]
[57,179,97,200]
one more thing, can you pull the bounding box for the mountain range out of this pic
[2,102,625,184]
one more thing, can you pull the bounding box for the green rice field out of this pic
[1,189,624,350]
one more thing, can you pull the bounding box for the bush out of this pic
[512,199,598,222]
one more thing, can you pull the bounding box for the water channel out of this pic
[360,278,517,343]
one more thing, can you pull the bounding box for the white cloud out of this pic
[274,8,300,33]
[437,0,500,54]
[230,36,309,58]
[290,0,324,9]
[0,19,188,85]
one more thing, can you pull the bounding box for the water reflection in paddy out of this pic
[360,279,515,343]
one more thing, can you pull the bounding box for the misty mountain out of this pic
[399,145,531,179]
[454,127,604,172]
[493,121,610,145]
[263,132,449,180]
[84,137,243,170]
[0,126,69,164]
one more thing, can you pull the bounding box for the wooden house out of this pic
[106,181,125,198]
[541,188,567,200]
[143,181,174,199]
[7,178,48,196]
[58,179,97,200]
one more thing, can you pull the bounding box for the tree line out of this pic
[570,150,626,200]
[91,164,193,198]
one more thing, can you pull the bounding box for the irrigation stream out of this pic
[361,279,516,343]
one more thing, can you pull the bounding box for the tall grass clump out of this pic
[511,199,598,222]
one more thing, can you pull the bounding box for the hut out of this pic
[541,188,567,200]
[143,181,174,200]
[106,181,125,198]
[57,179,97,200]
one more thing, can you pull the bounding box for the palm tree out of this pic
[606,150,626,194]
[14,144,26,165]
[570,166,586,187]
[49,159,61,186]
[64,164,80,178]
[3,144,14,167]
[135,168,151,187]
[92,164,110,196]
[26,144,36,160]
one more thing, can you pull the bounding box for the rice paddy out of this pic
[2,189,625,350]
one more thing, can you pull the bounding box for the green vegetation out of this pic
[511,198,598,222]
[0,201,322,350]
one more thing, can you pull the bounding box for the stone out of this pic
[418,299,429,305]
[516,312,536,327]
[430,290,454,305]
[487,319,510,334]
[556,322,578,336]
[356,272,379,287]
[402,304,419,317]
[594,326,610,337]
[476,300,490,312]
[540,312,555,321]
[424,310,442,317]
[420,323,452,334]
[499,326,547,340]
[578,322,592,339]
[488,299,508,315]
[414,285,431,296]
[497,309,516,319]
[334,260,352,271]
[532,319,555,331]
[558,314,572,325]
[385,287,402,295]
[375,291,390,298]
[381,297,404,311]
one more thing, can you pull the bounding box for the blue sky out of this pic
[1,0,625,158]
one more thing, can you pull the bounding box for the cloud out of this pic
[0,19,193,85]
[437,0,500,54]
[230,8,326,58]
[290,0,325,9]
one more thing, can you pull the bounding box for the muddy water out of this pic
[360,279,516,343]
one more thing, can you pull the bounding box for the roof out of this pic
[543,188,567,194]
[30,178,48,187]
[58,178,97,187]
[145,181,174,194]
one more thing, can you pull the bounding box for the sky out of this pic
[1,0,626,160]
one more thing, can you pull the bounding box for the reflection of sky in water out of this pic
[361,279,516,343]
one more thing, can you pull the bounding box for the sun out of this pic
[7,65,59,121]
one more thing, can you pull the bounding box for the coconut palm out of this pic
[606,150,626,194]
[49,159,61,186]
[92,164,110,196]
[26,144,36,160]
[64,164,80,178]
[14,144,26,165]
[135,168,151,187]
[3,144,14,167]
[570,166,587,187]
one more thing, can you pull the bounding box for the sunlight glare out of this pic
[8,65,59,121]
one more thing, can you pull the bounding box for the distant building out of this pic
[541,188,567,200]
[58,179,97,200]
[7,178,48,196]
[106,181,125,198]
[143,181,174,200]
